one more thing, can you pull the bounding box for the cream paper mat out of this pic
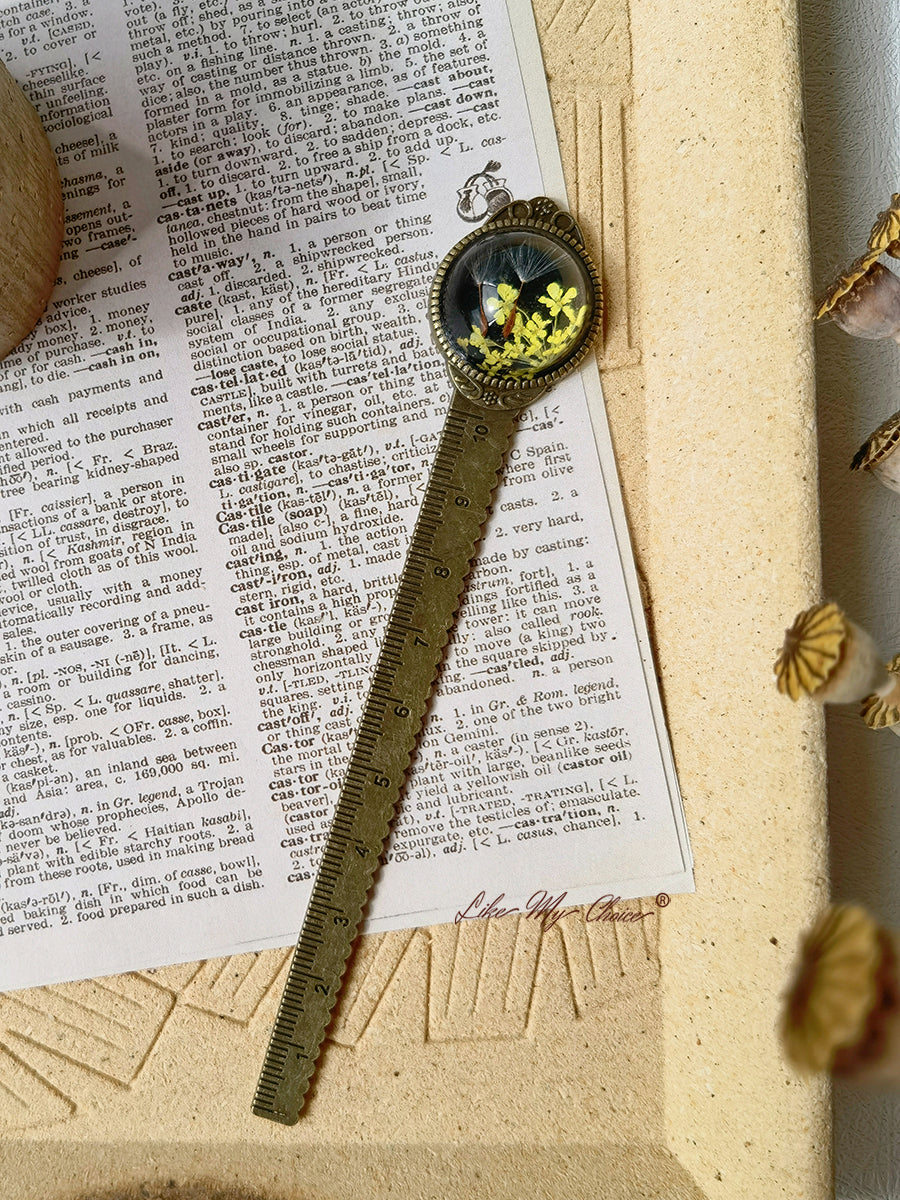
[0,0,830,1195]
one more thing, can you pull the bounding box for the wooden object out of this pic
[0,62,63,360]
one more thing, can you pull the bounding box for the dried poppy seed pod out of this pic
[823,260,900,341]
[782,904,900,1085]
[852,409,900,494]
[861,654,900,734]
[816,193,900,332]
[774,602,893,703]
[816,249,881,322]
[867,193,900,260]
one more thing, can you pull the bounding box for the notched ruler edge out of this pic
[252,396,519,1124]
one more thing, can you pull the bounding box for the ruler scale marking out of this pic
[253,198,603,1124]
[253,395,518,1123]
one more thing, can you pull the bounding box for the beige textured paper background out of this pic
[0,0,831,1196]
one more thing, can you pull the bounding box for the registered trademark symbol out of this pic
[655,893,670,908]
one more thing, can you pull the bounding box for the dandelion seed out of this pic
[505,241,567,284]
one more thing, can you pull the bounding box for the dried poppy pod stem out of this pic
[774,602,894,703]
[782,904,900,1084]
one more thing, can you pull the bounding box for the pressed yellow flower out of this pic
[494,281,519,326]
[456,282,589,380]
[540,280,578,318]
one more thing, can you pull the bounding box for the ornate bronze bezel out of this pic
[428,197,603,408]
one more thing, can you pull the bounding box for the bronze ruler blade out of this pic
[253,391,519,1124]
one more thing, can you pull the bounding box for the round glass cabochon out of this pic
[439,228,594,382]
